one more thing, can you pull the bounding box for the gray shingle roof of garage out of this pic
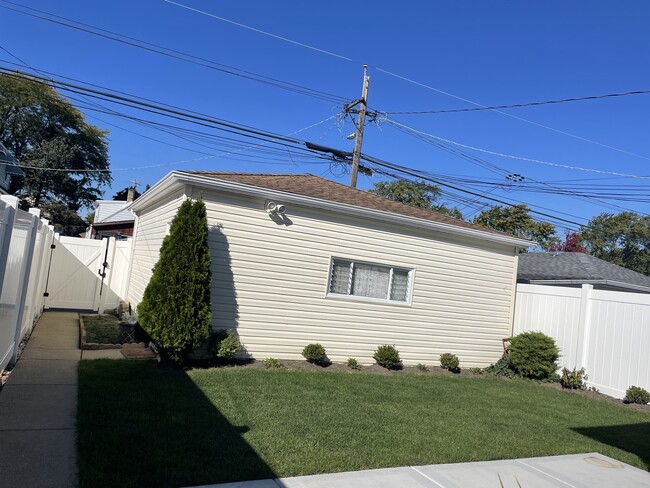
[518,252,650,291]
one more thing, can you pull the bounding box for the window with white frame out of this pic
[328,258,413,303]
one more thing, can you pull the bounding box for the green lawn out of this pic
[82,314,121,344]
[78,361,650,488]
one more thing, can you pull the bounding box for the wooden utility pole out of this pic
[346,65,370,188]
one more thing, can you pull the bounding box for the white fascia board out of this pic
[133,171,532,248]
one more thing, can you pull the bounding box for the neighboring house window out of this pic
[328,258,413,304]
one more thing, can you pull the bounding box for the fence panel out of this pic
[514,283,650,399]
[0,199,16,371]
[513,284,583,369]
[0,197,55,371]
[585,290,650,399]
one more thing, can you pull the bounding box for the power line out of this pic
[0,0,348,105]
[385,89,650,115]
[160,0,650,162]
[0,67,625,229]
[385,119,646,216]
[361,154,585,228]
[385,118,650,180]
[163,0,356,62]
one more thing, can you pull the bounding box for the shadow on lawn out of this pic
[572,423,650,470]
[78,361,275,488]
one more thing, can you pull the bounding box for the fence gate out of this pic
[44,236,110,311]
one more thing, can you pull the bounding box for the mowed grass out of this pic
[78,361,650,488]
[82,314,120,344]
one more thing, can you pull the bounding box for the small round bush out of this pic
[346,358,360,369]
[439,353,460,372]
[416,363,428,371]
[373,344,402,370]
[624,386,650,405]
[560,368,587,390]
[302,343,328,364]
[209,329,241,359]
[508,331,559,379]
[263,358,284,369]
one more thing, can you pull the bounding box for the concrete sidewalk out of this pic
[193,453,650,488]
[0,311,80,488]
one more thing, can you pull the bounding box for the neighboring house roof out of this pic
[518,252,650,293]
[131,170,532,248]
[93,200,135,225]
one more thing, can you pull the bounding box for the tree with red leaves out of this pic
[546,230,586,253]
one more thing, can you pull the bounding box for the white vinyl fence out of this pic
[514,283,650,399]
[45,236,132,313]
[0,196,55,372]
[0,195,133,373]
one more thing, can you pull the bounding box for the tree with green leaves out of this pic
[41,201,87,236]
[137,198,212,364]
[0,72,110,212]
[473,204,556,248]
[370,179,463,219]
[581,211,650,275]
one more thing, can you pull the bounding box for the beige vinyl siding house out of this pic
[127,171,529,367]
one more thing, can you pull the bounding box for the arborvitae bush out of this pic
[508,331,559,380]
[624,386,650,405]
[137,198,212,364]
[373,344,402,370]
[439,353,460,372]
[302,343,328,364]
[209,329,241,359]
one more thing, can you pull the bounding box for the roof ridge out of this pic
[575,253,600,280]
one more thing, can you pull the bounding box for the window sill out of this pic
[325,293,412,307]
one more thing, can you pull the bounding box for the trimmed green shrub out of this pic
[560,368,587,390]
[624,386,650,405]
[440,353,460,372]
[373,344,402,370]
[137,199,212,364]
[346,358,360,370]
[209,329,241,359]
[485,356,516,378]
[416,363,428,371]
[263,358,284,369]
[508,331,559,380]
[302,343,328,365]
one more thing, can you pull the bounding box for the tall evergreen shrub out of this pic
[137,198,212,364]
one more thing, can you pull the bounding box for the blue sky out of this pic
[2,1,650,231]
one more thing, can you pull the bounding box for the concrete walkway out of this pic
[0,311,80,488]
[193,453,650,488]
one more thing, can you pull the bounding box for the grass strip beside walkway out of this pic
[78,361,650,488]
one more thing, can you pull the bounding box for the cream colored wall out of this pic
[127,189,186,307]
[194,186,517,367]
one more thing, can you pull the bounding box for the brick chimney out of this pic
[127,187,135,202]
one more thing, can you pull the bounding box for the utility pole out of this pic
[345,64,370,188]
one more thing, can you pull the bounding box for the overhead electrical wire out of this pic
[384,89,650,115]
[385,118,650,181]
[160,0,650,162]
[0,0,348,105]
[0,68,618,230]
[361,154,586,229]
[385,118,647,215]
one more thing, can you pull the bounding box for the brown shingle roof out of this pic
[180,171,515,238]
